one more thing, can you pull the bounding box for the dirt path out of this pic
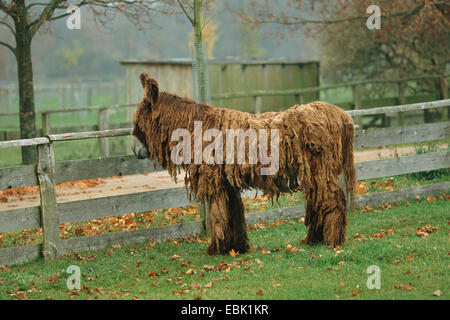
[1,144,446,211]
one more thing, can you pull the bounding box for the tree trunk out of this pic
[14,11,37,164]
[192,0,211,235]
[193,0,207,104]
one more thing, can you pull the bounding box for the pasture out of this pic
[0,196,448,300]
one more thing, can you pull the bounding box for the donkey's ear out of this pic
[139,73,159,108]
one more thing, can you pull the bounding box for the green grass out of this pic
[0,198,448,300]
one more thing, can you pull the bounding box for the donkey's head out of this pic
[131,73,160,159]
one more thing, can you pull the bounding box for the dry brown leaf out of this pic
[47,274,59,284]
[432,290,443,296]
[191,283,202,290]
[351,288,360,296]
[394,283,413,291]
[185,268,197,275]
[229,249,238,257]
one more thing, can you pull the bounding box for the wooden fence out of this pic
[0,79,126,112]
[210,74,450,126]
[1,74,449,144]
[0,100,449,266]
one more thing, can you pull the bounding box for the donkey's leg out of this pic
[226,187,250,254]
[322,187,348,247]
[206,189,229,255]
[206,186,250,255]
[304,201,324,244]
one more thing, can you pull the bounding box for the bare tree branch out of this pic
[0,39,16,56]
[0,0,12,15]
[0,19,15,34]
[29,0,68,35]
[177,0,194,25]
[232,0,436,26]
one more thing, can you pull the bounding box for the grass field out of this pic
[0,195,448,300]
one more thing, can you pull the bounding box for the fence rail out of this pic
[210,74,449,100]
[0,101,449,266]
[1,74,449,142]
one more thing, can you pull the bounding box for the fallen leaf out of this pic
[432,290,443,296]
[351,288,360,296]
[204,282,214,288]
[191,283,202,290]
[185,268,197,275]
[256,288,264,296]
[394,283,413,291]
[0,265,11,272]
[229,249,238,257]
[47,274,59,284]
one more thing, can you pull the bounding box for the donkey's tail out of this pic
[342,117,357,211]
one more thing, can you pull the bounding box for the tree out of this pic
[0,0,158,164]
[59,39,84,77]
[170,0,213,103]
[229,0,449,84]
[165,0,215,233]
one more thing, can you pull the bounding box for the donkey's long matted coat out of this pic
[132,73,356,255]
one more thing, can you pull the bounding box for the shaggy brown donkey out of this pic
[131,73,356,255]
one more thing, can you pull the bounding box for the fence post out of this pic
[352,85,362,128]
[37,141,59,260]
[87,87,93,106]
[59,86,66,109]
[253,96,262,114]
[36,87,42,111]
[114,81,120,104]
[69,83,74,108]
[41,112,51,136]
[440,77,448,120]
[397,81,406,126]
[294,93,304,105]
[6,88,12,112]
[98,108,109,157]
